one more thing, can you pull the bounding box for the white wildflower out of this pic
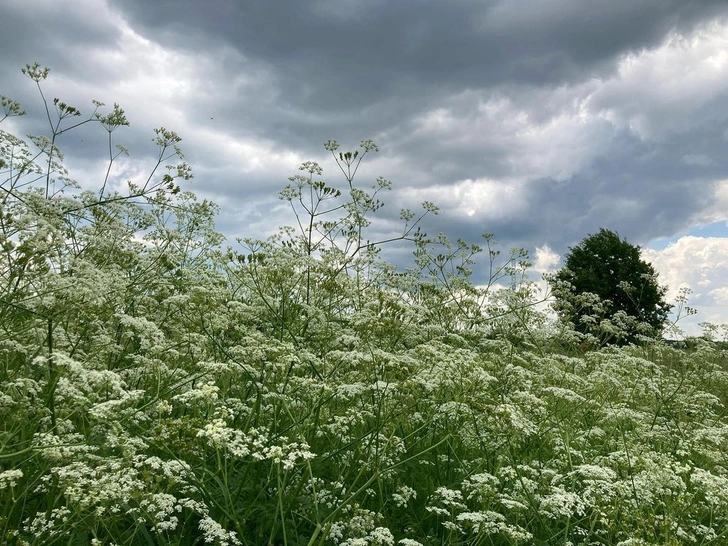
[173,382,220,406]
[463,472,499,502]
[539,489,586,519]
[368,527,394,545]
[392,485,417,508]
[198,515,242,545]
[156,400,173,415]
[0,468,22,489]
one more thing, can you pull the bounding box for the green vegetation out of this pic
[2,65,728,546]
[549,228,672,347]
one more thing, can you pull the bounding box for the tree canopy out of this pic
[549,228,671,345]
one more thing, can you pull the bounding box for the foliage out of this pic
[548,228,672,346]
[3,65,728,546]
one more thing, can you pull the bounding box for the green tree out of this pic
[549,228,671,345]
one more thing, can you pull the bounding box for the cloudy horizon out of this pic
[2,0,728,336]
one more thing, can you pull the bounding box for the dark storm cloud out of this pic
[110,0,726,95]
[95,0,728,155]
[0,1,121,90]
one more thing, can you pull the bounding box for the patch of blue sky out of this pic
[646,221,728,251]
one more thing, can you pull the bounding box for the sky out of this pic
[2,0,728,336]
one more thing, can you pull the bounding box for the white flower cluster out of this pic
[23,506,71,540]
[456,511,533,542]
[328,506,393,546]
[173,382,220,406]
[425,487,466,517]
[140,493,180,532]
[0,468,23,489]
[392,485,417,508]
[198,515,242,545]
[539,489,586,519]
[197,419,315,469]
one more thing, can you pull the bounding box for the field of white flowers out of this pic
[3,65,728,546]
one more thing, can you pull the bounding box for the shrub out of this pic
[548,228,671,346]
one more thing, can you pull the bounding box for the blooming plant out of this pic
[2,65,728,546]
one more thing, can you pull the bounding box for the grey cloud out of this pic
[109,0,728,97]
[0,1,121,85]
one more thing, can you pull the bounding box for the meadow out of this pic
[2,65,728,546]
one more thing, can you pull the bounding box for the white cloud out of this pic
[410,85,613,183]
[24,8,308,209]
[709,286,728,305]
[587,21,728,140]
[642,236,728,334]
[533,245,561,274]
[401,177,526,220]
[697,179,728,225]
[194,127,304,177]
[406,20,728,196]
